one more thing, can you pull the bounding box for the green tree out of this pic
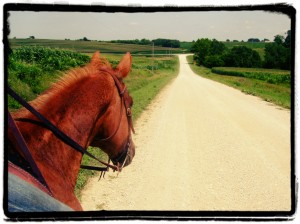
[223,46,262,68]
[203,55,224,68]
[82,37,90,41]
[152,38,180,48]
[274,35,284,45]
[192,38,227,67]
[191,38,212,65]
[264,32,291,70]
[247,38,260,43]
[210,39,226,55]
[284,30,291,48]
[264,43,289,69]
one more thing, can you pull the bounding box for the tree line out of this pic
[110,38,180,48]
[191,30,291,70]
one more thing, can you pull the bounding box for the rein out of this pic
[7,71,134,185]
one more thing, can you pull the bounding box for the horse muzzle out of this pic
[111,138,135,168]
[124,138,135,167]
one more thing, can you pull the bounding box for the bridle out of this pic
[7,70,135,190]
[82,69,135,174]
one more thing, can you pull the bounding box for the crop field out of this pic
[187,55,291,109]
[6,44,179,196]
[9,38,185,54]
[223,41,266,49]
[212,67,290,84]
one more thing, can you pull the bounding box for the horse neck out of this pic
[13,74,114,199]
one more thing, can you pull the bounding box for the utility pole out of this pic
[152,42,154,73]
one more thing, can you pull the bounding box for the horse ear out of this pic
[91,51,101,64]
[115,52,132,78]
[90,51,112,69]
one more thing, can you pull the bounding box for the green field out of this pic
[211,67,290,84]
[6,43,179,198]
[187,55,290,109]
[223,41,266,49]
[9,38,185,54]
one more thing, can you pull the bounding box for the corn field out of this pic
[7,46,90,109]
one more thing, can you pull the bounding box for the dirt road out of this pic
[81,55,291,211]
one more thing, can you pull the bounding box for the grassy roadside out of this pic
[75,54,179,198]
[186,55,291,109]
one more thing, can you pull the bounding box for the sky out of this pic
[7,10,291,42]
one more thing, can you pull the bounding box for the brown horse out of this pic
[7,52,135,211]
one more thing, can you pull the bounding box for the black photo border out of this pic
[2,3,297,221]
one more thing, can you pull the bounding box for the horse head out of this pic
[89,52,135,168]
[7,51,136,211]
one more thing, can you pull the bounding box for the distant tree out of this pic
[264,32,291,70]
[140,38,151,45]
[233,40,239,42]
[264,43,288,69]
[226,39,230,42]
[192,38,226,66]
[82,37,90,41]
[203,55,224,68]
[152,38,180,48]
[273,35,284,45]
[29,36,35,39]
[247,38,260,43]
[210,39,226,55]
[223,46,262,68]
[191,38,213,65]
[284,30,291,48]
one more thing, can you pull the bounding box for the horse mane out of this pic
[13,52,112,118]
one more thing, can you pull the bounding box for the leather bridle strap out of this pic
[7,86,120,172]
[108,72,135,134]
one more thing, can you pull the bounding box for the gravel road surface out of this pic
[81,54,291,211]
